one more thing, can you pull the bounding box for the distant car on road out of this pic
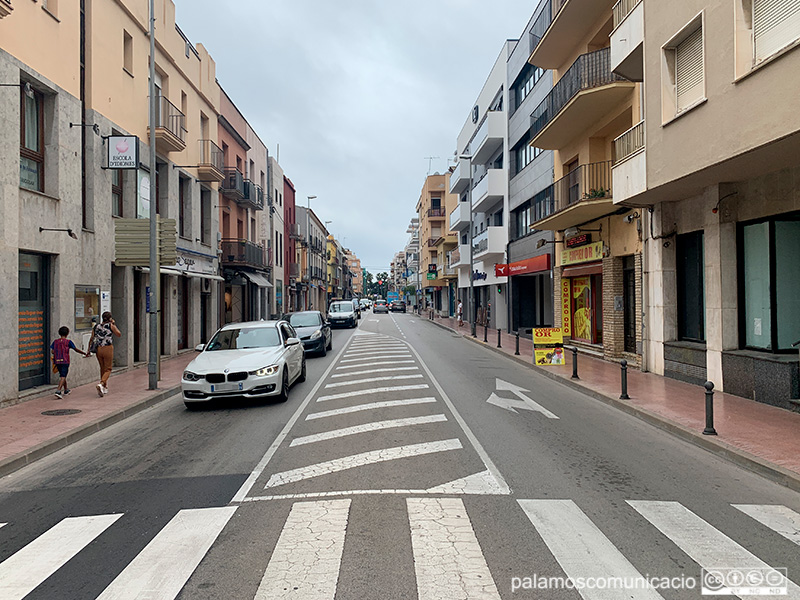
[390,300,406,313]
[359,298,371,311]
[351,298,362,320]
[181,320,305,409]
[286,311,332,356]
[328,300,358,328]
[373,299,389,314]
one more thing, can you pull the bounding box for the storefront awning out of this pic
[243,271,273,288]
[185,272,225,282]
[562,262,603,278]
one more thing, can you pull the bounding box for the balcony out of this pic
[532,161,616,231]
[288,262,300,279]
[427,207,446,219]
[241,179,264,210]
[449,157,470,194]
[471,168,507,214]
[197,139,224,182]
[612,121,646,204]
[610,0,644,81]
[427,237,442,248]
[449,202,471,232]
[220,239,267,269]
[529,0,617,69]
[221,168,244,200]
[450,244,471,268]
[471,111,505,164]
[0,1,13,19]
[472,226,507,260]
[147,95,186,153]
[529,48,634,150]
[289,223,302,240]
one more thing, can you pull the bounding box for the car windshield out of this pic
[330,302,353,313]
[288,313,322,327]
[376,301,386,305]
[205,326,281,350]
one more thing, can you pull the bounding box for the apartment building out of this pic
[345,250,363,297]
[326,235,343,302]
[1,0,223,400]
[404,218,420,306]
[506,4,557,335]
[610,0,800,406]
[284,176,299,312]
[295,206,328,311]
[417,173,458,315]
[268,156,284,316]
[528,0,643,364]
[450,43,513,330]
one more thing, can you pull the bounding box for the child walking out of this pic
[51,326,89,398]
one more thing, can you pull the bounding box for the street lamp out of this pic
[459,153,476,337]
[306,195,316,310]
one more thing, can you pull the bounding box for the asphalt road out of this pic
[1,311,799,600]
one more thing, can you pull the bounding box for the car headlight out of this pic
[310,329,322,340]
[183,371,204,382]
[250,364,280,377]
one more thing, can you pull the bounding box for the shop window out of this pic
[741,217,800,351]
[677,231,705,342]
[74,285,101,331]
[20,86,44,192]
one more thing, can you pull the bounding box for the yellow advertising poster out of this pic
[533,327,563,345]
[561,279,572,336]
[572,276,592,341]
[535,348,565,365]
[561,241,603,266]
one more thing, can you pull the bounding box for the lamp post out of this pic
[148,0,159,389]
[459,154,476,337]
[306,195,316,310]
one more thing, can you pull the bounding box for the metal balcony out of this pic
[610,0,644,81]
[612,121,647,204]
[147,95,186,153]
[427,207,446,219]
[289,223,302,240]
[529,47,634,149]
[197,139,224,181]
[221,168,244,200]
[241,179,264,210]
[220,238,267,269]
[532,161,617,230]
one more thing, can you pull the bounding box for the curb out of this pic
[426,319,800,493]
[0,385,181,479]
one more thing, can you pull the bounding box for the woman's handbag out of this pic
[88,325,99,354]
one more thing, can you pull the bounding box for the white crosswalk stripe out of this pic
[254,500,350,600]
[330,366,419,377]
[316,384,429,402]
[306,397,438,420]
[629,501,800,598]
[345,346,408,355]
[290,414,447,446]
[335,360,416,370]
[0,513,122,600]
[324,374,423,388]
[732,504,800,546]
[96,506,236,600]
[339,353,411,363]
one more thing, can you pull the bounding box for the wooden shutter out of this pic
[676,27,704,111]
[754,0,800,63]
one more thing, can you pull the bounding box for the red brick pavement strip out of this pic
[420,312,800,492]
[0,352,196,479]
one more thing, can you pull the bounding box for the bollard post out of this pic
[703,381,718,435]
[514,331,520,356]
[619,359,630,399]
[483,323,488,343]
[571,346,579,379]
[497,328,501,348]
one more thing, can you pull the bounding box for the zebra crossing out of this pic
[1,499,798,599]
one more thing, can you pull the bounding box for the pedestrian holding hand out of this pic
[457,300,463,327]
[88,311,121,397]
[51,326,89,398]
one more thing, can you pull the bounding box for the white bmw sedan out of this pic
[181,320,306,409]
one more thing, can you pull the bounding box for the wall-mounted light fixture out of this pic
[712,191,737,214]
[39,227,78,240]
[624,212,640,223]
[70,122,100,136]
[536,238,564,249]
[0,82,34,98]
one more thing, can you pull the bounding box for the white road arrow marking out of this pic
[487,379,559,419]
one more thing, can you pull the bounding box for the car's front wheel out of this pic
[277,369,290,402]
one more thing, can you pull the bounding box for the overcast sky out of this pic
[175,1,536,275]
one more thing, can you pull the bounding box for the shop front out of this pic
[559,241,604,346]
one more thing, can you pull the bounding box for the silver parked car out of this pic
[181,320,306,409]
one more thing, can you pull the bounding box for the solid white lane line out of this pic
[97,507,236,600]
[339,354,411,364]
[733,504,800,546]
[335,360,416,370]
[628,501,800,596]
[254,500,350,600]
[290,414,447,446]
[306,397,438,420]
[317,384,429,402]
[265,439,463,488]
[519,500,664,600]
[331,366,419,378]
[408,497,501,600]
[0,514,122,600]
[324,374,424,389]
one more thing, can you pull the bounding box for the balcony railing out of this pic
[242,179,264,210]
[221,168,244,199]
[197,139,224,179]
[447,248,460,268]
[220,238,267,269]
[613,0,641,28]
[530,48,625,139]
[427,237,442,247]
[533,161,613,222]
[288,262,300,278]
[472,230,491,255]
[613,120,644,164]
[152,95,187,144]
[427,207,446,218]
[290,223,302,240]
[529,0,569,55]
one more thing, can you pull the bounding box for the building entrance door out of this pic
[623,256,636,353]
[19,252,49,390]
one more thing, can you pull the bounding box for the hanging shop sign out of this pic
[107,136,139,169]
[561,241,603,266]
[495,264,508,277]
[565,233,591,248]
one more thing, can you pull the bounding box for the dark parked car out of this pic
[390,300,406,313]
[286,311,332,356]
[373,299,389,314]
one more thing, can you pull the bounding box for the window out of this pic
[512,202,531,240]
[676,231,705,342]
[42,0,58,18]
[661,15,705,122]
[740,216,800,351]
[200,189,211,245]
[514,141,542,176]
[111,169,123,217]
[123,30,133,75]
[178,176,189,238]
[512,64,544,112]
[20,86,44,192]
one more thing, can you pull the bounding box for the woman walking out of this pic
[89,312,121,396]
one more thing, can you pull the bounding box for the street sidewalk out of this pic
[421,311,800,492]
[0,352,195,479]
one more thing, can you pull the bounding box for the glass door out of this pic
[19,252,49,390]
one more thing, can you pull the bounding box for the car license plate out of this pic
[210,382,244,392]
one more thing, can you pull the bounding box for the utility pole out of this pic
[148,0,159,389]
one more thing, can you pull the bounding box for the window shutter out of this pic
[676,27,704,111]
[754,0,800,63]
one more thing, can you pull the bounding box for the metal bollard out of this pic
[619,359,630,399]
[514,331,520,356]
[570,346,579,379]
[483,323,488,343]
[497,328,502,348]
[703,381,718,435]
